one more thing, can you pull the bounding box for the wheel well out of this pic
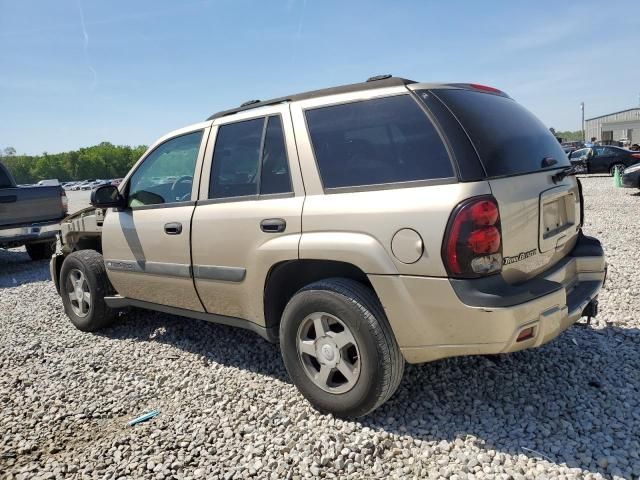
[68,234,102,254]
[263,260,373,334]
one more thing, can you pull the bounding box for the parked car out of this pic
[621,162,640,189]
[1,162,68,260]
[569,146,640,175]
[37,179,60,186]
[561,141,583,155]
[50,76,605,417]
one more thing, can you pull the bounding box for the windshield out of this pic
[427,89,571,177]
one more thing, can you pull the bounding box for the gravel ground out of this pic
[65,190,91,215]
[1,176,639,480]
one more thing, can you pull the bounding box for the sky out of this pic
[1,0,639,155]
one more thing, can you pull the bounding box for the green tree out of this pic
[0,143,148,183]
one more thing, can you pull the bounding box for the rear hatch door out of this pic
[429,88,581,283]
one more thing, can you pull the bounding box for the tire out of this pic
[59,250,117,332]
[610,163,625,176]
[25,240,55,261]
[279,278,404,418]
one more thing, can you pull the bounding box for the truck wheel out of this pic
[59,250,117,332]
[279,278,404,418]
[25,240,55,261]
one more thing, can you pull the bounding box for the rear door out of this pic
[102,125,209,311]
[191,105,304,324]
[426,87,581,284]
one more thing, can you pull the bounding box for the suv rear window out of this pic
[305,95,453,189]
[428,89,570,177]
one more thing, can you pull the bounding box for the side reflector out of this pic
[516,327,535,342]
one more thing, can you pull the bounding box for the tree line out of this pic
[551,129,583,142]
[0,143,147,184]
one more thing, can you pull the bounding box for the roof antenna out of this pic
[240,99,261,107]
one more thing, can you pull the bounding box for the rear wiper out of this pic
[552,165,578,183]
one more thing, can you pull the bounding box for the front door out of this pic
[191,106,304,325]
[102,125,210,311]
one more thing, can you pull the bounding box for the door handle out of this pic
[260,218,286,233]
[164,222,182,235]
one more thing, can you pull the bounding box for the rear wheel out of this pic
[610,163,625,176]
[25,240,55,261]
[279,278,404,418]
[60,250,116,332]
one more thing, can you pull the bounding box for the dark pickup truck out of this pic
[0,162,68,260]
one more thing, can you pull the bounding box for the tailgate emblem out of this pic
[503,249,537,265]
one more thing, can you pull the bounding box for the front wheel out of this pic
[59,250,117,332]
[279,278,404,418]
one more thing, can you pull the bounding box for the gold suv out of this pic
[51,76,606,417]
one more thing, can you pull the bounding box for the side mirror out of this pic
[91,184,125,208]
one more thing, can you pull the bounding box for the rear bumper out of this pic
[0,220,61,248]
[369,233,606,364]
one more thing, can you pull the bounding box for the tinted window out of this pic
[260,116,292,195]
[594,147,609,157]
[0,165,13,188]
[305,95,453,189]
[209,116,292,199]
[128,131,203,207]
[430,89,570,177]
[210,118,263,199]
[611,148,628,157]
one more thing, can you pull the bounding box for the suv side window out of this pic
[305,95,453,190]
[261,116,292,195]
[128,130,203,208]
[209,115,292,199]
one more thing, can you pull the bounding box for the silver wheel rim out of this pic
[66,268,91,317]
[296,312,361,394]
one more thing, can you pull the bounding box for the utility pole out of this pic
[580,102,585,142]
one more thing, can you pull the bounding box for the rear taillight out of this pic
[632,153,640,160]
[61,189,68,215]
[442,196,502,278]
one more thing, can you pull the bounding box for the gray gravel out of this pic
[1,176,639,479]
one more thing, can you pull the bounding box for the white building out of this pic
[585,108,640,144]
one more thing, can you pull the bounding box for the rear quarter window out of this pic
[0,165,12,188]
[429,89,570,177]
[305,95,454,189]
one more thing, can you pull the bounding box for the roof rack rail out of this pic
[366,74,392,82]
[206,76,416,121]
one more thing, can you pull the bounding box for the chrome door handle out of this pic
[164,222,182,235]
[260,218,286,233]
